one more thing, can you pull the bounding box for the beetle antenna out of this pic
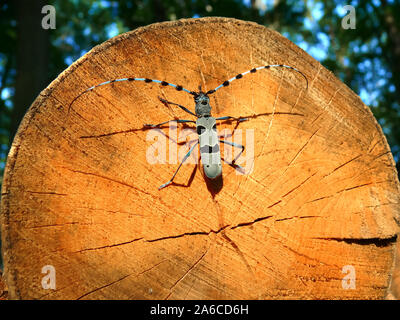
[68,77,197,113]
[205,64,308,95]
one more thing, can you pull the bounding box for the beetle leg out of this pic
[159,141,199,190]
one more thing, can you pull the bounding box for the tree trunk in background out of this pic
[151,0,167,22]
[381,0,400,93]
[10,0,49,144]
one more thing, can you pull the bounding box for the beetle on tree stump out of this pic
[1,17,400,300]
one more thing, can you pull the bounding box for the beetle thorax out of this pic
[194,92,212,117]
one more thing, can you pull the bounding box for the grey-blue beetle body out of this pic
[69,64,308,190]
[194,94,222,179]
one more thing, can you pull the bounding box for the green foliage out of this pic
[317,0,400,159]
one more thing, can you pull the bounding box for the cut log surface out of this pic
[0,269,8,300]
[1,17,400,300]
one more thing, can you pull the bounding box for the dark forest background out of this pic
[1,0,400,186]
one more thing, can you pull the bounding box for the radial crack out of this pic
[324,154,362,178]
[231,215,273,229]
[63,168,152,197]
[282,172,317,198]
[165,248,209,300]
[313,235,397,247]
[74,237,144,253]
[76,274,131,300]
[147,225,230,242]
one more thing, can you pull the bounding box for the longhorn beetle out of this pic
[69,64,308,190]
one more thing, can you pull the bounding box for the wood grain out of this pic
[0,269,8,300]
[1,17,399,299]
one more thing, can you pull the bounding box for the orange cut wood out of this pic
[0,270,7,300]
[1,17,400,299]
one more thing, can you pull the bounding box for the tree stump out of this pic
[1,17,400,300]
[0,269,8,300]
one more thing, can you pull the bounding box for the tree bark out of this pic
[1,17,399,299]
[381,0,400,92]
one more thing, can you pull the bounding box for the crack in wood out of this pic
[25,191,68,196]
[72,214,276,253]
[74,237,144,253]
[79,128,139,139]
[282,172,317,198]
[74,259,167,300]
[230,215,273,229]
[147,225,229,242]
[164,248,209,300]
[313,235,398,247]
[27,222,81,229]
[307,180,390,203]
[76,274,131,300]
[275,215,321,222]
[63,167,153,197]
[323,154,362,178]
